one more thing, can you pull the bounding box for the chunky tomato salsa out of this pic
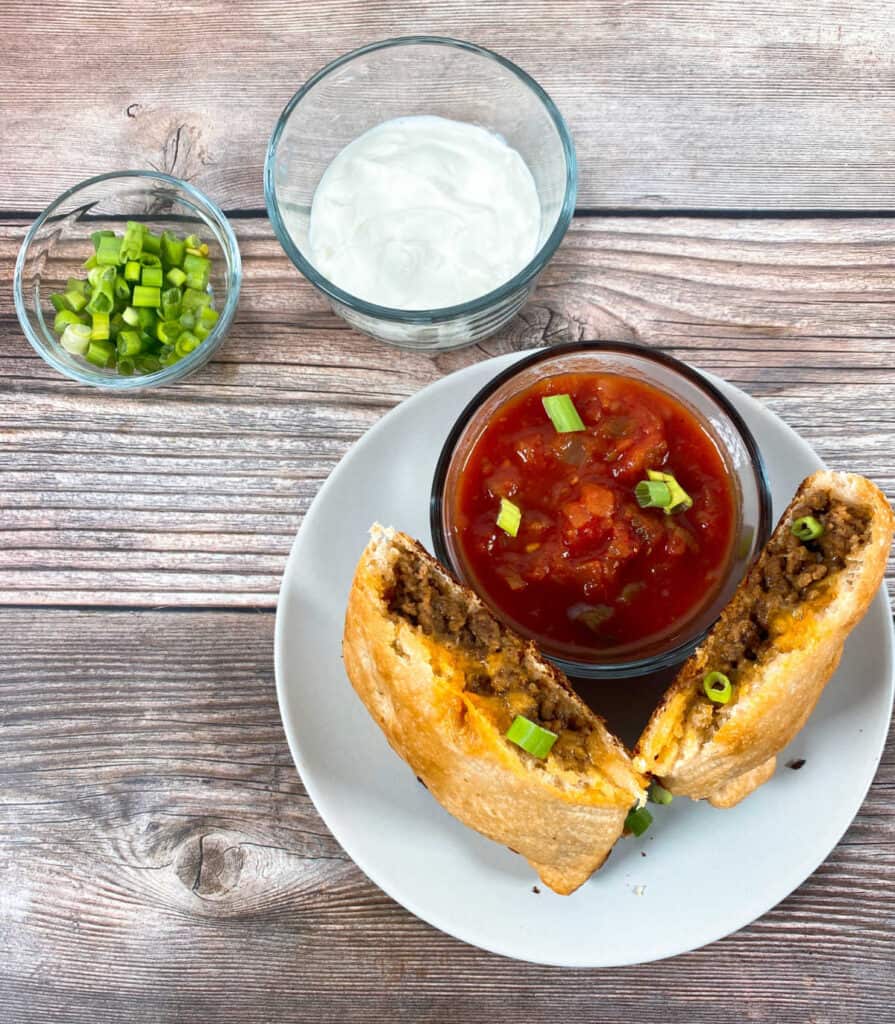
[452,372,736,656]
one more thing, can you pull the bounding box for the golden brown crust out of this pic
[635,471,894,803]
[343,526,646,895]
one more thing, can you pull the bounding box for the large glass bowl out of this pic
[14,171,241,390]
[265,36,577,351]
[431,342,773,679]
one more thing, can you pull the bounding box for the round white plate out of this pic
[274,351,893,967]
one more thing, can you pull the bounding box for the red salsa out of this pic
[452,372,736,657]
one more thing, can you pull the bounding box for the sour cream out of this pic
[308,115,541,310]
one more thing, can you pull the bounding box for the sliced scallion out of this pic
[542,393,586,433]
[90,312,110,341]
[60,323,92,355]
[496,497,522,537]
[791,515,823,542]
[647,781,673,805]
[635,479,672,509]
[132,285,161,308]
[625,806,653,837]
[703,671,733,705]
[505,715,558,759]
[635,469,694,515]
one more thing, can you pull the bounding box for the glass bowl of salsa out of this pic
[430,342,772,679]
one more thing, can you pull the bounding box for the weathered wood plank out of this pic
[1,608,893,1023]
[2,215,893,607]
[4,2,895,211]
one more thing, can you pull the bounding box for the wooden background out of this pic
[2,2,894,1021]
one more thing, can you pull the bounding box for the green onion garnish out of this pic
[625,806,653,837]
[132,285,161,308]
[647,781,673,805]
[703,671,733,705]
[60,323,92,356]
[46,225,218,377]
[635,469,693,515]
[791,515,824,542]
[505,715,558,759]
[635,479,672,509]
[496,497,522,537]
[95,234,122,266]
[542,394,586,433]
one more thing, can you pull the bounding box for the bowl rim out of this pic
[13,169,242,390]
[264,34,578,324]
[429,340,774,678]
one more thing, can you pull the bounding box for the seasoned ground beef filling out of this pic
[386,545,593,767]
[704,493,870,685]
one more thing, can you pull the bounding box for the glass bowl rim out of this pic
[429,340,774,678]
[13,169,242,390]
[264,34,578,324]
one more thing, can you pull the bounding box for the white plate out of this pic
[274,351,893,967]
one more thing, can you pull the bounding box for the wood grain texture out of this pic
[2,215,893,607]
[1,608,893,1024]
[5,1,895,211]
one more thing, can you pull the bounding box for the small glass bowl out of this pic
[265,36,577,351]
[430,342,773,679]
[14,171,241,389]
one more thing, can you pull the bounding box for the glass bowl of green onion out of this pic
[14,171,241,389]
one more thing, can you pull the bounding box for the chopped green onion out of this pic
[183,253,210,291]
[160,231,186,268]
[48,225,216,376]
[120,221,144,262]
[791,515,824,542]
[60,323,92,355]
[505,715,558,759]
[648,781,673,805]
[114,275,131,307]
[132,286,161,308]
[85,340,115,368]
[90,312,110,341]
[635,479,672,509]
[644,469,693,515]
[160,287,182,321]
[198,305,219,328]
[63,289,88,312]
[116,330,142,357]
[157,320,183,345]
[496,497,522,537]
[141,229,161,255]
[54,309,87,333]
[141,265,163,289]
[174,331,200,358]
[542,393,586,433]
[703,671,733,705]
[135,354,160,374]
[86,286,114,316]
[181,287,210,311]
[625,806,653,837]
[96,234,122,266]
